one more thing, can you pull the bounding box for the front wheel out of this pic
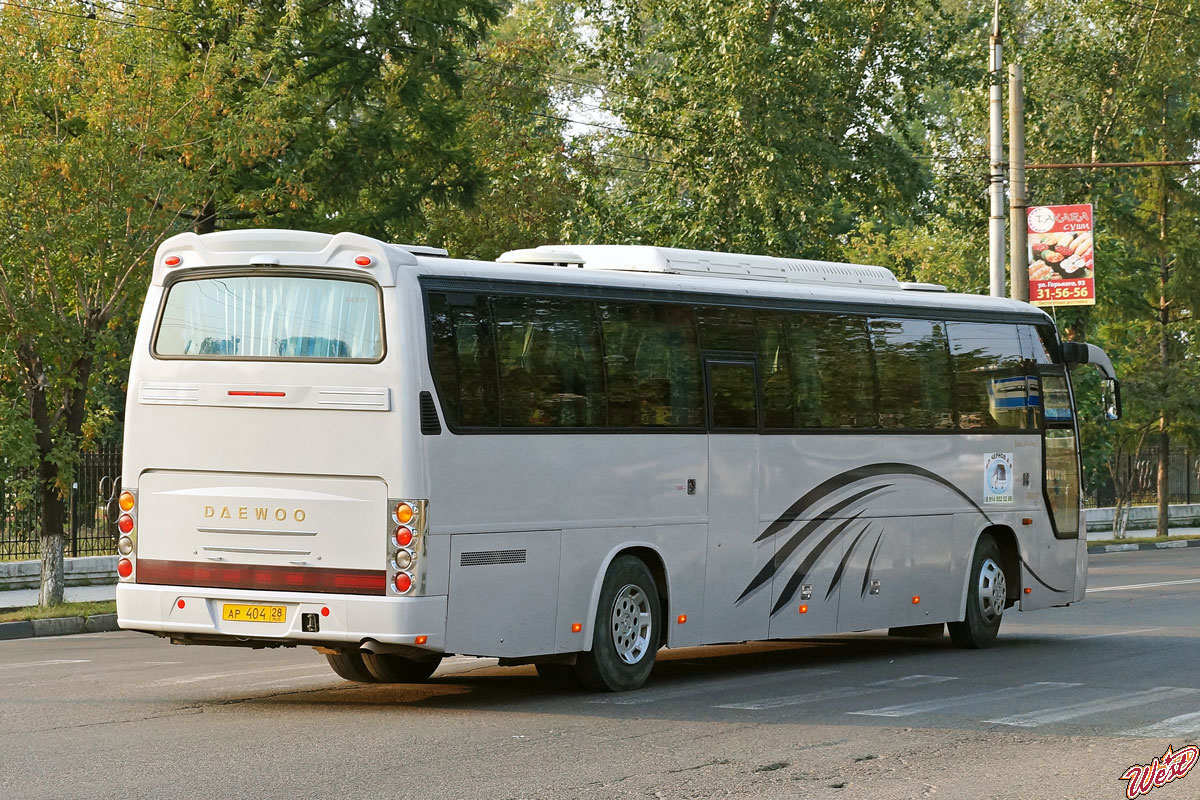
[575,555,662,692]
[362,652,442,683]
[948,534,1007,649]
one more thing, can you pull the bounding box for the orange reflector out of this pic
[1024,587,1032,594]
[1022,518,1033,526]
[163,255,181,266]
[119,491,135,512]
[394,502,414,525]
[798,605,808,614]
[571,623,582,633]
[912,596,920,604]
[676,614,687,625]
[415,635,428,646]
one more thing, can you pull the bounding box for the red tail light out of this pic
[117,558,133,578]
[118,514,134,534]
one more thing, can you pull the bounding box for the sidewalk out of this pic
[0,583,115,613]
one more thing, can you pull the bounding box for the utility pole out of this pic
[988,1,1006,297]
[1008,62,1028,302]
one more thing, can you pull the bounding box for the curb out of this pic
[1088,539,1200,554]
[0,613,118,641]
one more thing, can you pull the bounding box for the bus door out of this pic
[1032,368,1082,602]
[700,355,770,644]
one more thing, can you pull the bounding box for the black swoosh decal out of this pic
[1020,557,1068,593]
[826,523,873,601]
[755,462,991,544]
[861,530,885,598]
[736,485,889,603]
[771,515,863,615]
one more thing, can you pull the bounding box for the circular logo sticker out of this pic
[1028,207,1056,234]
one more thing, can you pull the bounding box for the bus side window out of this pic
[947,321,1030,430]
[804,314,876,429]
[491,296,606,428]
[755,311,797,428]
[427,292,500,428]
[870,318,955,430]
[599,302,703,428]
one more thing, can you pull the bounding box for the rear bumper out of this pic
[117,582,447,651]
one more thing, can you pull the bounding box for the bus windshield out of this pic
[154,274,383,361]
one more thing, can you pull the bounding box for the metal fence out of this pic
[1086,447,1200,508]
[0,450,122,561]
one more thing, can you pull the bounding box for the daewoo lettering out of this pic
[202,505,307,523]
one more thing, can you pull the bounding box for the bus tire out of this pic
[536,663,582,690]
[576,555,661,692]
[948,534,1006,649]
[325,651,379,682]
[361,652,442,683]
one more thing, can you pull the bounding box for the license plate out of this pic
[222,603,286,623]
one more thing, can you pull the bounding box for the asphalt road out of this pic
[2,548,1198,800]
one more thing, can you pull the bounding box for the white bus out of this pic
[116,229,1120,691]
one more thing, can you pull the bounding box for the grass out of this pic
[1088,532,1200,547]
[0,600,115,623]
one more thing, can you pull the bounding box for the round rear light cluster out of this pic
[116,491,136,579]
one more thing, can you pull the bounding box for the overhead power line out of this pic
[1026,160,1200,170]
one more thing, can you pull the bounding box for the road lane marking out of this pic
[1065,627,1164,641]
[984,686,1200,727]
[1089,579,1200,593]
[0,659,90,671]
[717,674,957,711]
[847,682,1080,717]
[1120,711,1200,738]
[589,669,835,706]
[151,663,325,686]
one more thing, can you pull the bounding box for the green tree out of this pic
[0,6,194,603]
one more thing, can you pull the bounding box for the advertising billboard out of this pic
[1027,203,1094,307]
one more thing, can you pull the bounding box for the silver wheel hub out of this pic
[610,584,652,665]
[977,557,1006,625]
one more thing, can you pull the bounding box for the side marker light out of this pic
[163,255,181,267]
[1022,518,1034,526]
[414,635,428,646]
[354,255,373,266]
[912,596,920,605]
[676,614,687,625]
[571,623,582,633]
[798,605,808,614]
[1024,587,1032,594]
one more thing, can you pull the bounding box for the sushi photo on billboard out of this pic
[1027,203,1095,307]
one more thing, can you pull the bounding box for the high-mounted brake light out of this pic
[119,491,135,512]
[163,255,181,267]
[354,255,373,266]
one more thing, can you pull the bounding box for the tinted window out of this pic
[599,303,703,427]
[492,297,605,427]
[871,318,954,429]
[785,314,876,428]
[756,312,797,428]
[947,322,1033,430]
[696,306,755,352]
[707,360,758,429]
[428,292,499,427]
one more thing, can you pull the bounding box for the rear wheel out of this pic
[325,651,378,683]
[362,652,442,683]
[575,555,661,692]
[948,534,1007,649]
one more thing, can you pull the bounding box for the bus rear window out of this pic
[154,275,383,361]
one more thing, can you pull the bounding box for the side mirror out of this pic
[1102,378,1122,421]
